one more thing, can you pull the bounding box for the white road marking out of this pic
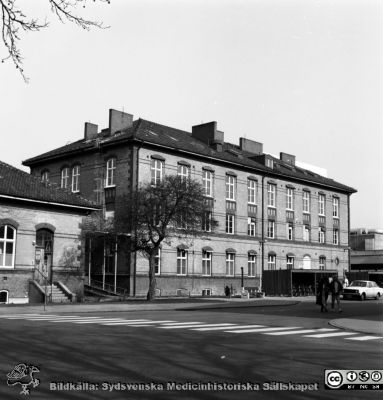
[192,325,265,331]
[101,320,174,326]
[263,328,337,336]
[226,327,301,333]
[303,332,358,338]
[159,323,235,329]
[345,336,383,341]
[160,322,203,326]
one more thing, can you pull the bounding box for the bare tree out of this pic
[120,175,217,301]
[0,0,110,81]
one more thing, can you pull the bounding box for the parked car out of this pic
[342,280,382,301]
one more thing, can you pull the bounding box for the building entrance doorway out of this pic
[35,229,54,283]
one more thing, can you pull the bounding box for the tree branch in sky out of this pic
[0,0,110,82]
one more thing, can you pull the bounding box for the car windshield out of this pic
[349,281,367,287]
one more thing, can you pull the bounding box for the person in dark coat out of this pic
[317,277,330,312]
[330,275,343,312]
[224,285,230,298]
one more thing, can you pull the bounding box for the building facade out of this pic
[23,109,357,297]
[0,161,97,304]
[349,228,383,286]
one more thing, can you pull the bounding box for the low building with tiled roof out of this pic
[23,109,357,297]
[0,161,98,305]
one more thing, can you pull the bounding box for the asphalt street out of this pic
[0,299,382,400]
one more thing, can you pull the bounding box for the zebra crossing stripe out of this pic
[226,327,301,333]
[69,319,152,324]
[264,328,337,336]
[159,323,235,329]
[345,336,383,341]
[101,320,174,326]
[160,322,203,326]
[303,332,358,338]
[191,325,265,331]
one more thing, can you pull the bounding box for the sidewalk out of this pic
[329,318,383,336]
[0,296,297,315]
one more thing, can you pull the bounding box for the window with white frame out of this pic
[202,251,212,276]
[226,175,236,200]
[268,254,276,270]
[202,211,212,232]
[177,164,190,182]
[303,191,310,213]
[318,193,325,215]
[71,165,80,192]
[61,167,69,189]
[248,254,256,276]
[247,217,256,236]
[286,256,294,269]
[41,170,49,183]
[202,170,213,197]
[247,179,257,204]
[286,188,294,210]
[176,249,187,275]
[318,227,325,244]
[267,184,276,207]
[226,214,235,234]
[333,197,339,218]
[154,248,161,275]
[151,158,163,186]
[267,220,275,239]
[333,229,339,245]
[319,256,326,270]
[106,158,116,187]
[226,252,235,276]
[286,223,294,240]
[303,225,310,242]
[0,225,16,268]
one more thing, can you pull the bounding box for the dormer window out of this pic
[106,158,116,187]
[41,170,49,183]
[72,165,80,193]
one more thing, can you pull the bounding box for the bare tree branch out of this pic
[0,0,110,82]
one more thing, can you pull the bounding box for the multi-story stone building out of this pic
[0,161,97,304]
[23,109,357,297]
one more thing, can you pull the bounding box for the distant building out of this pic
[23,109,357,297]
[0,161,97,304]
[349,228,383,286]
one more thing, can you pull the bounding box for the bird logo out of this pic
[6,363,40,395]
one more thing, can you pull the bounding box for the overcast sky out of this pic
[1,0,382,229]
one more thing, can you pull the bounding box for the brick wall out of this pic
[0,200,88,303]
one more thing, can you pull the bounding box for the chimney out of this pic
[191,121,224,151]
[280,152,296,165]
[84,122,98,141]
[239,138,263,155]
[109,109,133,136]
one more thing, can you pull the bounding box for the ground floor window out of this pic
[154,248,161,275]
[0,225,16,268]
[248,254,256,276]
[202,251,212,276]
[177,249,188,275]
[287,256,294,269]
[0,290,8,303]
[268,254,276,270]
[319,256,326,270]
[226,253,235,276]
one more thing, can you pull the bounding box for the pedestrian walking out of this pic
[317,277,330,312]
[330,275,343,313]
[343,277,349,287]
[224,285,230,298]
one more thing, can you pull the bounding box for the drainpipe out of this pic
[347,194,351,278]
[261,175,265,290]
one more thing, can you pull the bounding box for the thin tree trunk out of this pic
[147,252,157,301]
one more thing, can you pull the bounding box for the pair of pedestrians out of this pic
[317,276,343,313]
